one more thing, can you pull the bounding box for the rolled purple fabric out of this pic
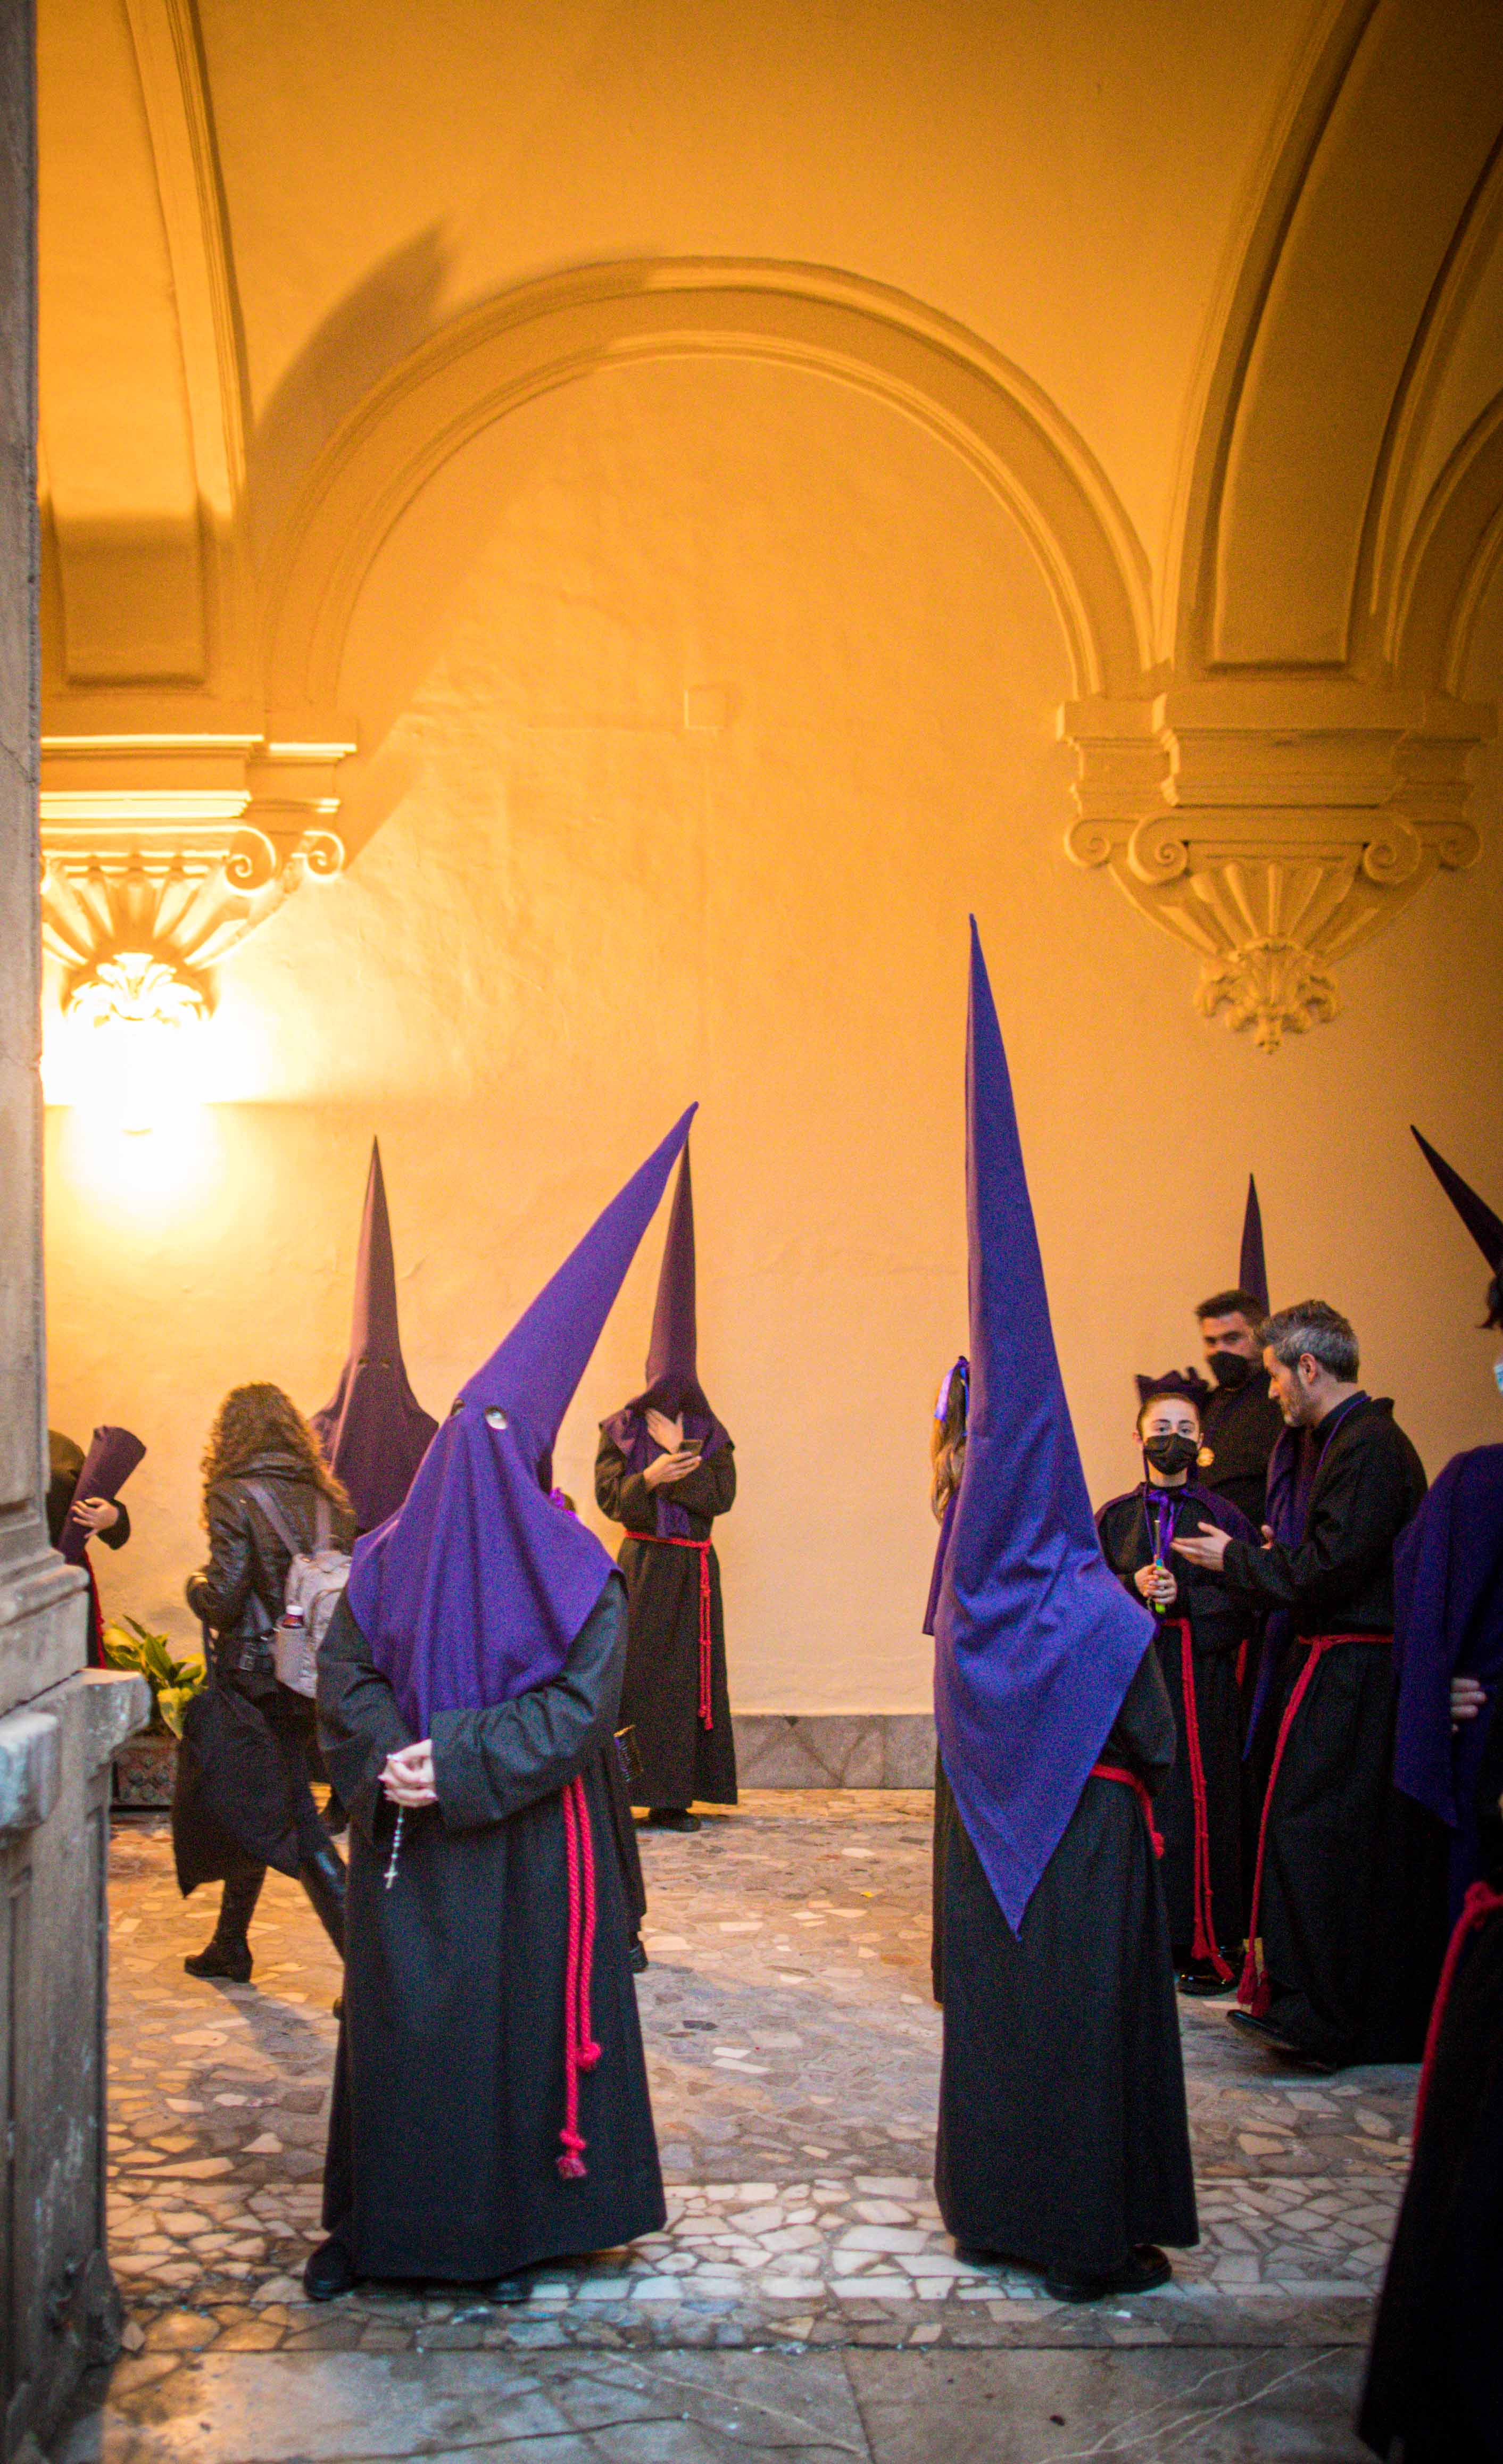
[60,1426,146,1564]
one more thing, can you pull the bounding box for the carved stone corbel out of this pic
[1062,686,1490,1050]
[39,732,349,1014]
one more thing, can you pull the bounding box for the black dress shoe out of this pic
[304,2236,356,2302]
[184,1940,252,1984]
[1227,2007,1298,2050]
[646,1808,701,1833]
[628,1937,649,1973]
[1176,1966,1235,1997]
[1044,2244,1172,2303]
[483,2274,534,2304]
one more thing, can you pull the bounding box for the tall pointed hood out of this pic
[351,1104,696,1733]
[311,1142,438,1533]
[646,1146,699,1392]
[934,921,1152,1931]
[1412,1127,1503,1275]
[1239,1175,1269,1316]
[601,1139,729,1537]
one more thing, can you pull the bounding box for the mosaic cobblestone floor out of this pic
[102,1794,1414,2362]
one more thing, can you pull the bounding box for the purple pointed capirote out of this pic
[600,1142,729,1536]
[646,1145,699,1391]
[1239,1175,1269,1316]
[933,920,1153,1933]
[349,1105,696,1735]
[1412,1127,1503,1275]
[310,1142,438,1535]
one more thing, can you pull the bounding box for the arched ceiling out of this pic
[32,0,1503,1044]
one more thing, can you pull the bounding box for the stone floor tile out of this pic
[844,2345,1371,2461]
[93,1800,1416,2361]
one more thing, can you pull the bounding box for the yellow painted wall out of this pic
[44,353,1503,1701]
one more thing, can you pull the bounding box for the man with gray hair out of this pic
[1174,1301,1427,2068]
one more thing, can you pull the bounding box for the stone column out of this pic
[0,9,148,2453]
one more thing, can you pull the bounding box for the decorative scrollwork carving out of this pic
[39,773,346,1018]
[1061,687,1490,1048]
[1125,813,1190,885]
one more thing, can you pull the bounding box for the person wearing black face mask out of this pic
[1097,1377,1260,1994]
[1195,1289,1285,1528]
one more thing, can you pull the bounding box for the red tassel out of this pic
[557,1776,603,2179]
[1175,1620,1234,1983]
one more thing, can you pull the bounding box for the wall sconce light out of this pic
[64,954,210,1135]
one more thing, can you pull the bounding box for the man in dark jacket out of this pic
[1174,1302,1427,2067]
[1194,1291,1286,1528]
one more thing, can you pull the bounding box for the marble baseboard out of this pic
[732,1712,935,1789]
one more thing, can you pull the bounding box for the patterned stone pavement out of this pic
[97,1793,1413,2365]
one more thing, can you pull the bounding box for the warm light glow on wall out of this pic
[44,954,210,1135]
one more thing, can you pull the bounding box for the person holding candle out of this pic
[1097,1376,1258,1994]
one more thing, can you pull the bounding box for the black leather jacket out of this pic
[187,1448,355,1682]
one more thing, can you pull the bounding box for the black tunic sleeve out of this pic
[97,1499,131,1551]
[594,1437,655,1530]
[429,1575,628,1834]
[1104,1644,1177,1796]
[1219,1424,1417,1621]
[658,1443,736,1520]
[316,1593,417,1844]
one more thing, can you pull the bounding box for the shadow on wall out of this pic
[247,222,453,559]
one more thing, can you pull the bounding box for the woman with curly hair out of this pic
[180,1383,356,1982]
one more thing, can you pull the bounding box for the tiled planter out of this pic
[113,1730,177,1810]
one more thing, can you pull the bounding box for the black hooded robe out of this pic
[1200,1376,1284,1529]
[934,1645,1199,2276]
[315,1575,666,2282]
[1097,1484,1256,1970]
[594,1438,738,1809]
[1219,1396,1432,2065]
[1358,1720,1503,2462]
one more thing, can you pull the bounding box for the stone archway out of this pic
[259,257,1156,735]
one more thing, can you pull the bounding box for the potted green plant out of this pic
[103,1619,207,1809]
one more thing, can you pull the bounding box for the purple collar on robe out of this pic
[351,1107,695,1734]
[933,922,1153,1933]
[311,1142,438,1535]
[1124,1478,1258,1561]
[1392,1444,1503,1916]
[600,1386,728,1538]
[1244,1394,1367,1745]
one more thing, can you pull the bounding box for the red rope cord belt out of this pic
[1163,1617,1234,1983]
[557,1774,601,2179]
[1239,1631,1390,2016]
[1414,1879,1503,2137]
[1091,1763,1165,1858]
[624,1531,714,1728]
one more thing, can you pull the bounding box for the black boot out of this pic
[185,1869,264,1983]
[646,1808,701,1833]
[304,2234,355,2302]
[298,1839,347,1958]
